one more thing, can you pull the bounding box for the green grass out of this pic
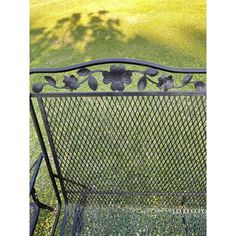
[30,1,206,235]
[30,0,206,68]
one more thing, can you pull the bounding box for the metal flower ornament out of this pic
[32,64,206,93]
[102,65,132,91]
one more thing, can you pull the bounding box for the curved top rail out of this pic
[30,58,206,74]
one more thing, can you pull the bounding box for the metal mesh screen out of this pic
[39,94,206,210]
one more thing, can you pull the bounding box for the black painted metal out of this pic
[30,99,61,205]
[30,98,62,236]
[60,206,69,236]
[31,187,55,212]
[30,59,206,235]
[31,91,206,98]
[30,58,206,74]
[31,59,206,93]
[30,153,44,194]
[29,153,58,235]
[30,202,39,236]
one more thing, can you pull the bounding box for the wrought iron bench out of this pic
[30,58,206,235]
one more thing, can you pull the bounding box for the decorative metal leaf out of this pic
[77,68,91,76]
[111,81,124,91]
[122,71,132,84]
[138,75,148,90]
[87,75,98,91]
[163,81,173,91]
[157,74,173,91]
[182,74,193,85]
[32,83,43,93]
[110,64,126,74]
[63,75,71,86]
[194,81,206,91]
[156,82,162,88]
[144,68,159,77]
[102,71,112,84]
[63,75,79,90]
[44,76,56,86]
[158,74,173,83]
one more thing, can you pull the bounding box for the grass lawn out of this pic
[30,0,206,69]
[30,1,206,235]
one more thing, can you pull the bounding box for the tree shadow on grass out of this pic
[30,11,206,68]
[31,11,122,66]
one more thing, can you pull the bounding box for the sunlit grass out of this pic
[30,0,206,68]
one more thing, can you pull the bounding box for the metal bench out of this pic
[30,58,206,235]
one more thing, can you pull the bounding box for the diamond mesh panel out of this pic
[40,94,206,210]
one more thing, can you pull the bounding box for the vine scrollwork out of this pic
[32,64,206,93]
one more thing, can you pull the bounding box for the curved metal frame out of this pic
[30,58,206,74]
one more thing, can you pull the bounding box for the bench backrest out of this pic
[30,59,206,209]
